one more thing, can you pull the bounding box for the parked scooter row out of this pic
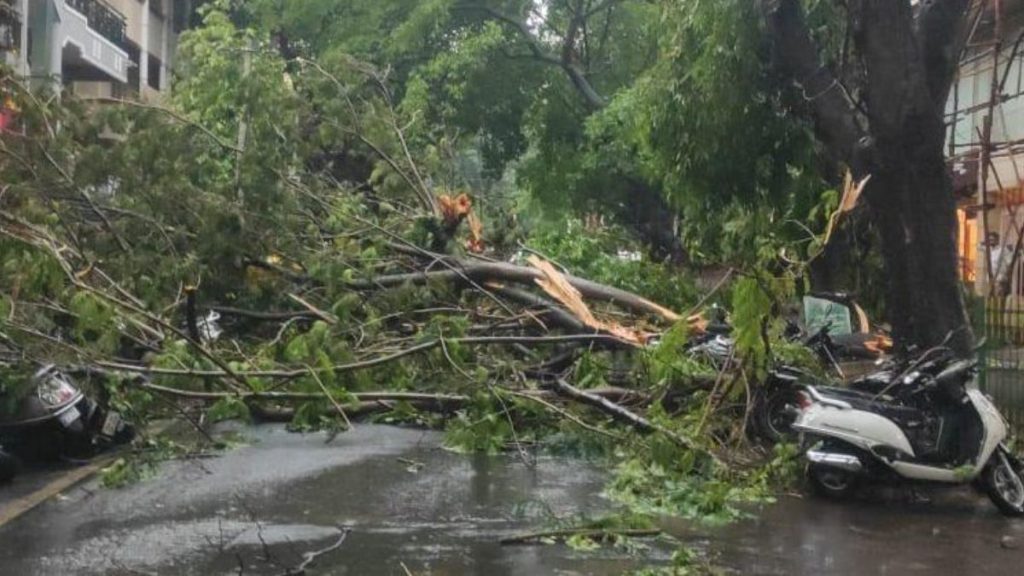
[0,364,134,483]
[684,314,869,443]
[791,342,1024,516]
[690,294,1024,516]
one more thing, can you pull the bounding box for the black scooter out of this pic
[0,364,134,482]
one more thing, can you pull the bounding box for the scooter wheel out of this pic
[983,452,1024,517]
[0,449,19,483]
[808,464,859,500]
[753,389,799,444]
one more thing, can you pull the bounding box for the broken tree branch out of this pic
[509,390,623,440]
[347,259,681,322]
[97,334,631,380]
[210,306,319,322]
[553,378,704,455]
[131,379,646,407]
[307,366,352,429]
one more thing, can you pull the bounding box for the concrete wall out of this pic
[108,0,144,46]
[70,79,113,97]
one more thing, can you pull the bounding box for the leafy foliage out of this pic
[0,0,823,536]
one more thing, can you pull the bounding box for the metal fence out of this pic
[977,299,1024,431]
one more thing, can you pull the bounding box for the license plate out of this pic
[101,412,122,437]
[57,406,81,428]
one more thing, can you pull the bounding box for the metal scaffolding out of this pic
[947,0,1024,296]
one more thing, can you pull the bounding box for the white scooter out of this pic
[792,357,1024,516]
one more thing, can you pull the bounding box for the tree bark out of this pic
[808,228,851,293]
[853,0,973,354]
[763,0,975,354]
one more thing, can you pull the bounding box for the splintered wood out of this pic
[822,170,871,249]
[527,255,650,345]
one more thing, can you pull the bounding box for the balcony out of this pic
[0,0,20,52]
[59,0,129,83]
[65,0,125,47]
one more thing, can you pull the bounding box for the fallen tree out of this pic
[0,19,814,525]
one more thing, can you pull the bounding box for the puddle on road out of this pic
[193,443,676,575]
[0,425,674,576]
[665,488,1024,576]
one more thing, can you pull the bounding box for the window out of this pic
[148,54,160,90]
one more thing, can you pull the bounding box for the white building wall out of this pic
[949,28,1024,296]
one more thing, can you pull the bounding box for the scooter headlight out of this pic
[36,372,78,407]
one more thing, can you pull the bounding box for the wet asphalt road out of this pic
[0,424,664,575]
[0,423,1022,575]
[685,489,1024,575]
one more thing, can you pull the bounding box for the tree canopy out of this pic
[230,0,837,267]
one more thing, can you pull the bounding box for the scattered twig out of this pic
[553,378,712,461]
[85,97,244,152]
[685,268,735,317]
[132,379,647,406]
[306,365,352,430]
[499,527,661,545]
[439,332,533,467]
[276,527,350,576]
[509,389,623,440]
[288,293,338,325]
[211,306,319,322]
[696,345,737,435]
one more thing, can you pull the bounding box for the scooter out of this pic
[746,323,862,443]
[792,356,1024,516]
[0,364,134,482]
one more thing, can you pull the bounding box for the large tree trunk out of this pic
[863,134,972,353]
[809,228,851,292]
[764,0,974,354]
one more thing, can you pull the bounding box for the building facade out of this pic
[2,0,190,99]
[948,0,1024,298]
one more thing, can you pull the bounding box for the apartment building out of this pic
[947,0,1024,296]
[2,0,190,99]
[1,1,27,74]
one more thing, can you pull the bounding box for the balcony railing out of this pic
[0,0,20,52]
[65,0,126,47]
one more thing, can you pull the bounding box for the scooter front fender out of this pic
[794,404,916,458]
[967,388,1008,472]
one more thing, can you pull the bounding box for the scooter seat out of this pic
[815,386,922,422]
[812,386,948,460]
